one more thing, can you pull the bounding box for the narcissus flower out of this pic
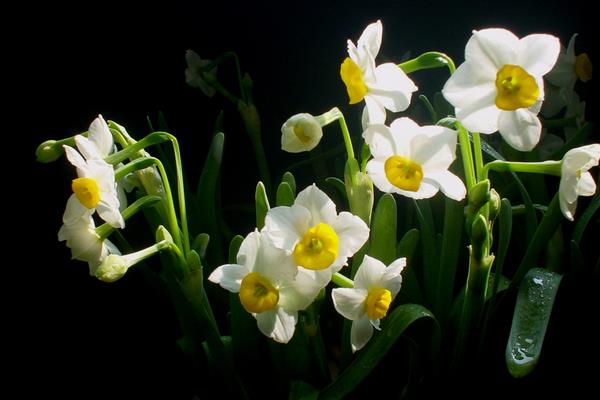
[340,20,417,127]
[364,117,466,200]
[263,184,369,282]
[208,230,327,343]
[58,207,120,276]
[443,28,560,151]
[185,49,217,97]
[63,144,124,228]
[281,113,323,153]
[543,34,592,117]
[559,144,600,220]
[332,255,405,352]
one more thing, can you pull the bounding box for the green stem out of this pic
[482,160,562,179]
[332,272,354,288]
[456,123,477,190]
[95,195,161,239]
[202,71,239,105]
[472,133,484,182]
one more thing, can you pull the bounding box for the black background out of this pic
[13,0,598,398]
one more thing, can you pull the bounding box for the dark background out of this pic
[13,0,597,398]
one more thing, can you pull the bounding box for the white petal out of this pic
[88,115,114,157]
[563,144,600,171]
[96,201,125,228]
[454,87,501,134]
[294,184,338,225]
[357,20,382,59]
[443,62,496,108]
[577,172,597,197]
[263,206,310,252]
[466,28,520,71]
[280,268,329,311]
[63,145,87,174]
[423,170,467,201]
[332,287,367,320]
[63,194,89,224]
[368,63,417,112]
[389,117,422,154]
[363,124,395,159]
[518,34,560,77]
[559,189,576,221]
[255,308,298,343]
[236,230,261,269]
[75,135,102,161]
[351,315,374,352]
[208,264,248,292]
[497,109,542,151]
[363,96,387,127]
[380,257,406,297]
[411,127,457,171]
[331,211,370,271]
[366,159,395,193]
[281,113,323,153]
[353,255,386,290]
[370,319,381,331]
[254,233,297,285]
[395,181,439,200]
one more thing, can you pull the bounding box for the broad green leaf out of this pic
[493,199,512,296]
[369,193,397,265]
[319,304,436,399]
[506,268,562,378]
[325,177,346,201]
[276,181,295,207]
[396,228,423,304]
[289,381,318,400]
[572,192,599,245]
[255,181,270,229]
[282,171,296,195]
[413,200,438,307]
[229,235,244,264]
[191,233,210,260]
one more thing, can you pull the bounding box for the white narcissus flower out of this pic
[281,113,323,153]
[58,206,120,276]
[543,34,592,118]
[332,255,406,352]
[208,230,327,343]
[443,28,560,151]
[340,20,417,128]
[263,184,370,283]
[185,49,217,97]
[559,144,600,221]
[63,144,125,228]
[364,117,466,201]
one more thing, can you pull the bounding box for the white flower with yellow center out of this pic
[332,255,405,352]
[58,207,120,276]
[208,230,327,343]
[443,28,560,151]
[559,144,600,221]
[63,144,124,229]
[263,184,370,282]
[281,113,323,153]
[543,34,592,118]
[364,117,466,200]
[340,20,417,127]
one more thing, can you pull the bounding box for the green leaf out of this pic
[229,235,244,264]
[418,94,437,123]
[319,304,437,399]
[413,200,438,307]
[195,132,225,265]
[191,233,210,260]
[493,199,512,296]
[255,181,270,229]
[434,197,464,324]
[572,191,599,245]
[282,171,296,195]
[396,228,423,304]
[289,381,318,400]
[369,193,397,265]
[325,177,346,201]
[276,181,295,207]
[506,268,562,378]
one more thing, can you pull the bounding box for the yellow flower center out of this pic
[574,53,592,82]
[340,57,368,104]
[293,223,339,270]
[495,64,539,111]
[365,287,392,320]
[384,156,423,192]
[239,272,279,313]
[294,125,311,144]
[72,177,101,209]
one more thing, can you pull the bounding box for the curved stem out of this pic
[456,123,477,191]
[482,160,562,180]
[332,272,354,288]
